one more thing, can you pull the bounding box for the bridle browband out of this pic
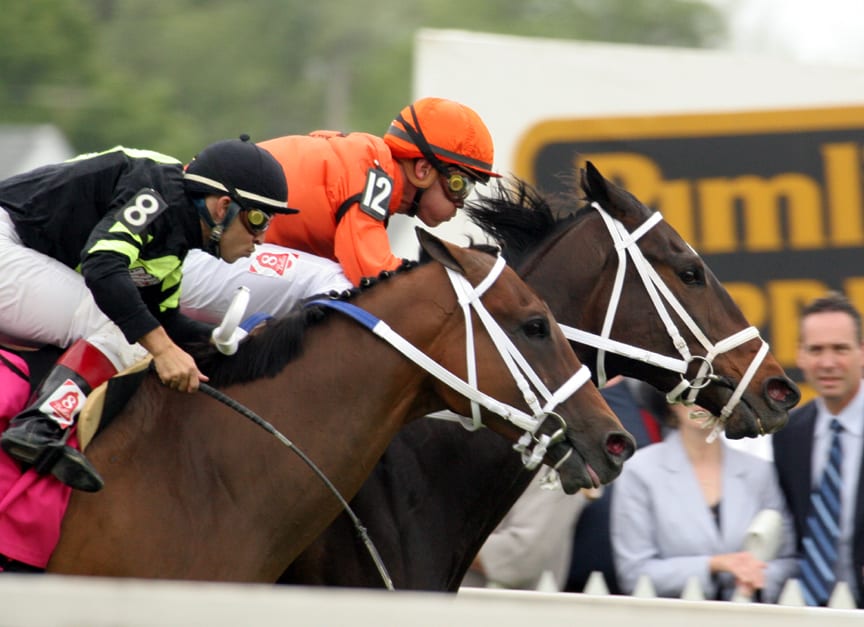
[308,254,591,471]
[557,201,770,439]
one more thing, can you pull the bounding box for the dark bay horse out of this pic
[44,230,632,580]
[280,162,800,589]
[484,162,799,439]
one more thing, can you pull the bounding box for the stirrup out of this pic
[0,418,68,465]
[2,435,104,493]
[35,445,104,493]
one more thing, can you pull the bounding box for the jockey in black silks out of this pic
[0,137,292,492]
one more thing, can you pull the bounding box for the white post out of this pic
[777,578,806,606]
[680,576,705,601]
[582,571,610,596]
[535,571,558,593]
[633,574,657,598]
[827,581,857,609]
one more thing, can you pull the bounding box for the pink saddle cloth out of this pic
[0,350,72,569]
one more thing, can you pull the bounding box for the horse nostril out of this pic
[766,377,801,409]
[606,433,635,460]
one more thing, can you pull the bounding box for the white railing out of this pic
[1,573,861,627]
[565,568,858,609]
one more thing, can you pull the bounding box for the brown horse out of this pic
[280,162,800,589]
[44,230,632,581]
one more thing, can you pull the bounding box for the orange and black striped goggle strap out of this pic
[389,106,492,179]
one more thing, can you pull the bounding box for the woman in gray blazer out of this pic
[610,401,797,602]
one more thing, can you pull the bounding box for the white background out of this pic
[714,0,864,65]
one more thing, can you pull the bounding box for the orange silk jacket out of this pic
[260,131,406,286]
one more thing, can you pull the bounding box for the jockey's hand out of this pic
[152,344,208,393]
[138,326,209,393]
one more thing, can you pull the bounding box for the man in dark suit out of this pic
[773,292,864,607]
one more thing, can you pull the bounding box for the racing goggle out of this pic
[438,168,477,204]
[238,207,273,235]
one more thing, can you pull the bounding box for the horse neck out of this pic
[65,271,473,581]
[516,214,610,354]
[284,420,534,590]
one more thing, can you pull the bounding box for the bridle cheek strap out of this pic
[557,201,771,439]
[447,257,591,468]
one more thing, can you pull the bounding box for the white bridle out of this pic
[558,201,770,440]
[310,254,592,470]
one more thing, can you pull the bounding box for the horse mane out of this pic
[464,178,592,267]
[189,260,419,388]
[416,239,501,263]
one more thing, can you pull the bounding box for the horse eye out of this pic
[679,267,703,285]
[522,317,549,338]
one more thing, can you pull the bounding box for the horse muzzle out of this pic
[548,429,636,494]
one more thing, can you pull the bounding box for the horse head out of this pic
[465,162,799,439]
[415,229,634,493]
[572,161,800,437]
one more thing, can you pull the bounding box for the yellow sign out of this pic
[515,106,864,398]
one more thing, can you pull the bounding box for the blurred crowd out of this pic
[462,291,864,609]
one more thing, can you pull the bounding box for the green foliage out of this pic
[0,0,727,158]
[0,0,96,122]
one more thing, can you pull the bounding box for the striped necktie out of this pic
[799,418,844,606]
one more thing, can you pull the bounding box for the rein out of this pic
[308,255,591,471]
[183,288,395,589]
[198,382,395,591]
[557,201,770,439]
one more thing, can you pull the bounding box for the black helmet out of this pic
[183,135,290,214]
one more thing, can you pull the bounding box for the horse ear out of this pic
[581,161,611,206]
[416,227,466,274]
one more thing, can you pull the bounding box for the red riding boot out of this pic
[0,339,117,492]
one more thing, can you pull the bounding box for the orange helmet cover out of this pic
[383,97,500,180]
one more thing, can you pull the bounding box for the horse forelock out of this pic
[465,177,586,267]
[189,260,422,388]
